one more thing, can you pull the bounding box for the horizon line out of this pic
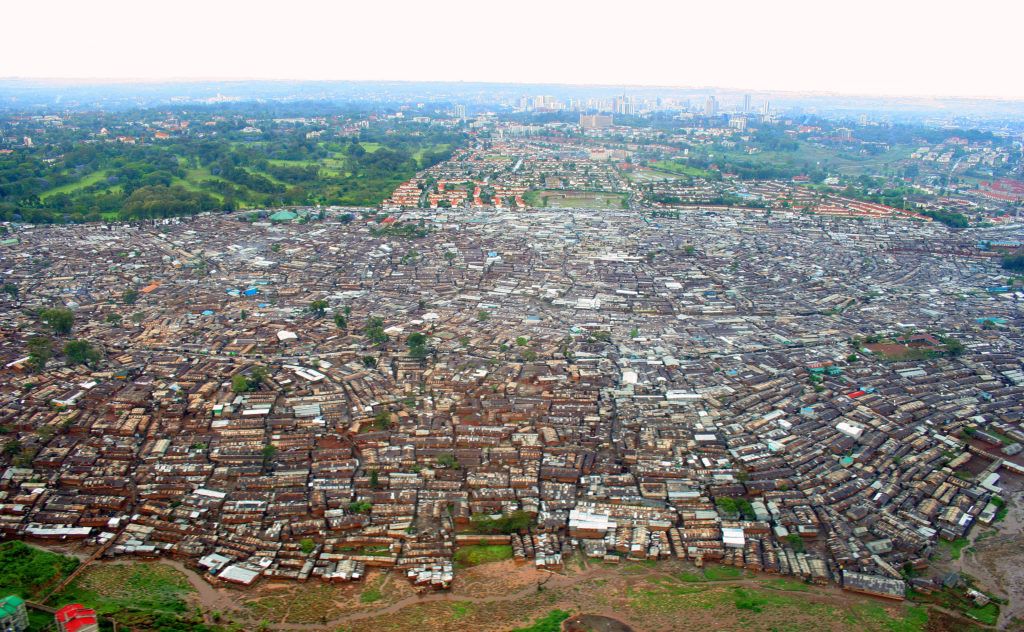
[2,76,1023,104]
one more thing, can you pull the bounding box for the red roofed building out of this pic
[55,604,98,632]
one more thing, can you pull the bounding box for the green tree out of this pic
[435,453,459,469]
[249,366,269,386]
[231,374,250,393]
[39,308,74,334]
[364,316,389,344]
[122,289,140,305]
[2,439,22,456]
[63,339,101,366]
[372,410,392,430]
[1002,254,1024,273]
[348,500,373,514]
[300,538,315,554]
[308,299,329,317]
[407,332,429,360]
[515,336,528,347]
[1,283,18,299]
[261,444,277,471]
[26,336,53,372]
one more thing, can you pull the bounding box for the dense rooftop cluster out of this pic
[0,190,1021,600]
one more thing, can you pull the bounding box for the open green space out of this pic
[2,112,465,223]
[55,563,193,615]
[39,170,112,200]
[453,544,513,568]
[528,189,628,209]
[0,541,79,601]
[626,576,929,631]
[650,161,712,178]
[685,141,918,180]
[510,609,571,632]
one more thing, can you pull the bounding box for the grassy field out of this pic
[412,144,450,163]
[55,563,194,615]
[40,170,111,200]
[650,161,712,178]
[694,142,917,177]
[510,609,571,632]
[453,544,513,568]
[939,537,971,561]
[530,189,628,209]
[627,168,686,183]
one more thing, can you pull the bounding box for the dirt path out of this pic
[23,543,958,631]
[155,559,242,615]
[267,563,890,631]
[953,481,1024,629]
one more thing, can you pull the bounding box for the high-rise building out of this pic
[704,95,718,117]
[762,100,771,115]
[580,114,614,130]
[614,95,634,115]
[743,94,751,113]
[453,104,466,119]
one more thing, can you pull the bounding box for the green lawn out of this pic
[940,537,970,560]
[846,603,929,632]
[412,144,450,165]
[267,158,320,168]
[761,578,810,592]
[450,601,474,620]
[40,170,111,200]
[628,168,685,182]
[453,544,513,568]
[510,610,571,632]
[650,161,712,178]
[702,566,744,581]
[676,565,746,582]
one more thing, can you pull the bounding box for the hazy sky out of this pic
[3,0,1021,99]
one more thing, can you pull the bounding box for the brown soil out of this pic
[563,613,634,632]
[940,471,1024,629]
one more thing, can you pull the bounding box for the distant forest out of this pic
[0,105,465,223]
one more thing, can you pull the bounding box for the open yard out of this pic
[39,170,112,200]
[529,189,628,209]
[55,562,194,616]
